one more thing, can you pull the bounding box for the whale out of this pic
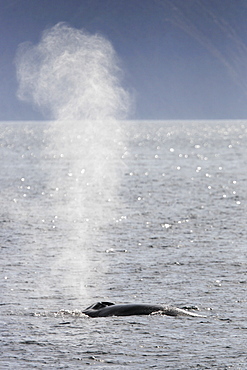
[82,301,206,318]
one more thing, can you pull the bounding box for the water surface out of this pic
[1,120,247,369]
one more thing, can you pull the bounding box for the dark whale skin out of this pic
[82,301,205,318]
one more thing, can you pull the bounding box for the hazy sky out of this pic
[1,0,247,120]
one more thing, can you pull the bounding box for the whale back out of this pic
[82,302,164,317]
[82,302,206,318]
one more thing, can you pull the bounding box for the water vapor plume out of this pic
[15,23,130,304]
[16,22,130,120]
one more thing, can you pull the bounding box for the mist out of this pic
[16,23,130,121]
[15,23,130,302]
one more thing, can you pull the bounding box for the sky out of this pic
[1,0,247,120]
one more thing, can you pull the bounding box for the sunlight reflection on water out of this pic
[1,120,247,369]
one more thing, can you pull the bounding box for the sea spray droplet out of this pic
[15,22,130,121]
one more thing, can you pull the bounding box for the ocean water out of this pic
[1,119,247,369]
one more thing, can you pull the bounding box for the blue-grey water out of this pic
[1,120,247,369]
